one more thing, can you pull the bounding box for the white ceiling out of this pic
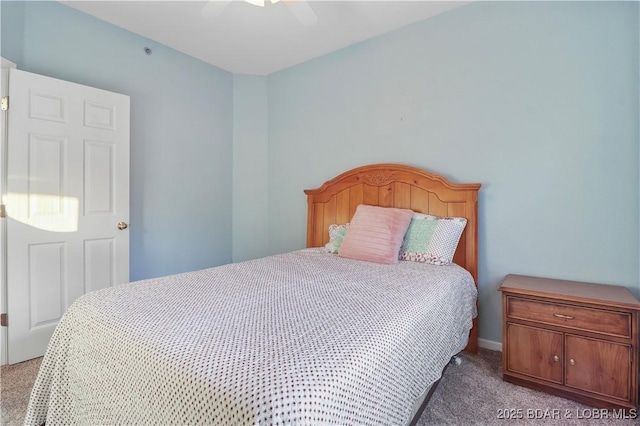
[62,1,468,75]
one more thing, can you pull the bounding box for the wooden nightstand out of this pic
[499,274,640,410]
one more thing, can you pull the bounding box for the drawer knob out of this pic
[553,313,574,320]
[569,359,576,366]
[553,355,559,362]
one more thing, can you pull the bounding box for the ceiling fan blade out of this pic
[283,0,317,26]
[201,0,234,18]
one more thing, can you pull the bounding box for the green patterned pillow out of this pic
[400,214,467,265]
[324,223,349,254]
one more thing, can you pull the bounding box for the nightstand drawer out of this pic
[507,296,631,338]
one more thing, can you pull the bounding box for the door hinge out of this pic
[1,96,8,111]
[0,204,5,218]
[0,314,7,327]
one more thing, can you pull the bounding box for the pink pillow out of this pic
[338,205,414,264]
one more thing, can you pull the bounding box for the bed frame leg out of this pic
[409,354,464,426]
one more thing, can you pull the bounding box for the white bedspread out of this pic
[25,248,477,426]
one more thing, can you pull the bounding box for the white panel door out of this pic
[6,69,129,364]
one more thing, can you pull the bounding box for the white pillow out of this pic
[399,215,467,265]
[324,223,349,254]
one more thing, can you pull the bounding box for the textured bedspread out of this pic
[25,249,477,426]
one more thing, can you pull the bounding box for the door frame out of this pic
[0,57,17,366]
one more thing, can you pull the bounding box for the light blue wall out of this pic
[1,1,234,280]
[0,1,24,66]
[232,74,269,262]
[2,1,638,345]
[268,1,640,343]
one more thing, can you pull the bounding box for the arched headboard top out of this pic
[305,163,481,203]
[305,164,481,352]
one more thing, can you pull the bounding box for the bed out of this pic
[25,163,480,426]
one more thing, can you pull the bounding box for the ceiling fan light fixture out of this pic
[244,0,281,7]
[206,0,317,26]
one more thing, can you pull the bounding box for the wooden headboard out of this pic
[304,163,481,353]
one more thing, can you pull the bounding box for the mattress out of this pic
[25,248,477,426]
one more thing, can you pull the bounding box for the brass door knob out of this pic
[569,359,576,366]
[553,355,559,362]
[117,221,129,230]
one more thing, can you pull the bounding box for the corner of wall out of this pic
[232,74,269,262]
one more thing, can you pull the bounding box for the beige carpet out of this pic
[1,356,42,426]
[2,350,637,425]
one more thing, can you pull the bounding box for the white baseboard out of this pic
[478,338,502,352]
